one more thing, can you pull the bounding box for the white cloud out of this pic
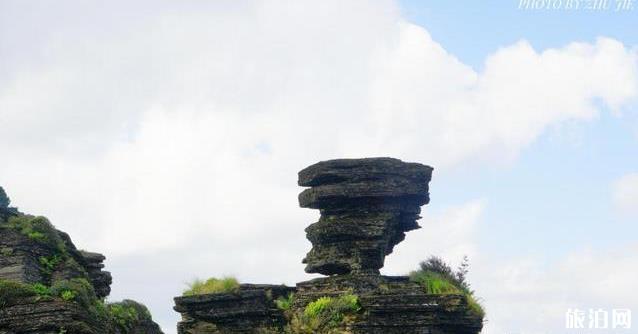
[388,200,638,334]
[384,199,485,274]
[613,173,638,217]
[477,244,638,334]
[1,1,637,333]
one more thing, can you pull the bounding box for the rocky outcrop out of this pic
[0,228,44,285]
[0,186,163,334]
[0,297,106,333]
[294,274,483,334]
[175,284,294,334]
[298,158,432,275]
[173,157,484,333]
[109,300,165,334]
[79,250,112,299]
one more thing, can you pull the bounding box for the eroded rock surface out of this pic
[294,274,483,334]
[173,158,484,334]
[174,284,294,334]
[299,157,433,275]
[0,186,163,334]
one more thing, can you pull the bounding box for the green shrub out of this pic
[39,255,63,275]
[0,247,13,256]
[275,293,295,311]
[60,290,76,301]
[466,294,485,318]
[410,256,485,319]
[0,279,37,307]
[417,256,470,292]
[287,294,361,333]
[31,283,52,297]
[107,301,139,332]
[105,299,154,332]
[183,277,240,296]
[6,215,67,254]
[410,271,461,294]
[0,278,101,308]
[50,278,96,308]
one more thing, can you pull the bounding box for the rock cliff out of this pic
[0,186,163,334]
[173,157,485,333]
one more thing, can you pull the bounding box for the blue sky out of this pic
[401,0,638,69]
[1,1,637,333]
[398,0,638,257]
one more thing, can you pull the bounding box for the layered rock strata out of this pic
[174,284,295,334]
[173,158,484,333]
[0,186,163,334]
[294,274,483,334]
[298,158,433,275]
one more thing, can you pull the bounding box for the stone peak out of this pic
[298,157,433,276]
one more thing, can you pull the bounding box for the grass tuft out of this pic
[275,293,295,311]
[410,256,485,319]
[286,293,360,333]
[183,277,240,296]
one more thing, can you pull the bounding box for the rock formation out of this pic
[0,186,163,334]
[174,157,485,334]
[298,158,432,275]
[175,284,294,334]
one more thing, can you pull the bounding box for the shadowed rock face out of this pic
[298,158,433,275]
[174,284,294,334]
[0,187,163,334]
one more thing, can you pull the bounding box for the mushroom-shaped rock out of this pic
[298,158,433,276]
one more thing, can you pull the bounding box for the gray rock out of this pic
[0,187,9,209]
[0,297,107,333]
[79,250,113,299]
[298,157,433,275]
[0,187,162,334]
[172,158,483,333]
[174,284,294,334]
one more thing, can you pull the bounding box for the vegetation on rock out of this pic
[0,277,107,318]
[275,292,295,311]
[0,187,162,333]
[0,279,41,307]
[182,277,240,296]
[107,299,154,332]
[284,294,361,334]
[410,256,485,318]
[6,215,67,253]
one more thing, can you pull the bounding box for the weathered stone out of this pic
[293,275,483,334]
[0,187,9,210]
[0,186,163,334]
[0,297,107,334]
[174,284,295,334]
[173,158,483,333]
[355,292,483,334]
[80,250,113,299]
[299,157,433,275]
[0,227,48,284]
